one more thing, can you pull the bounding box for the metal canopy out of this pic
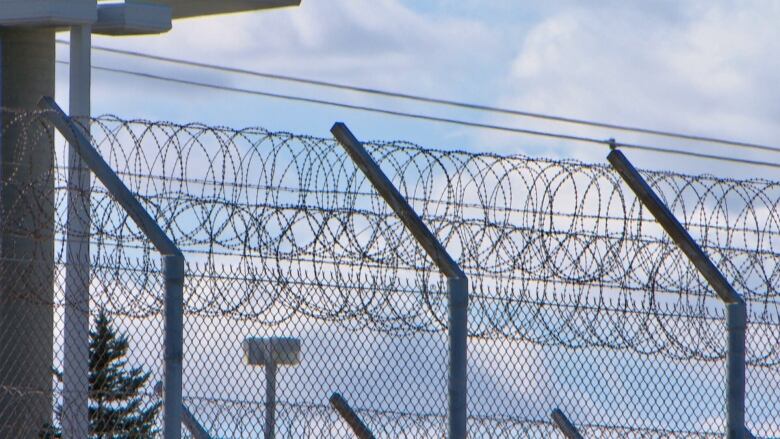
[0,0,96,26]
[94,1,172,35]
[137,0,301,19]
[1,1,301,30]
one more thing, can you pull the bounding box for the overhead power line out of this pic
[55,59,780,170]
[55,39,780,155]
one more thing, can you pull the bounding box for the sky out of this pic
[54,0,780,179]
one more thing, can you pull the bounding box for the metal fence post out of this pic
[608,148,748,439]
[331,122,469,439]
[39,96,185,439]
[551,408,584,439]
[164,254,185,439]
[448,276,468,438]
[155,381,212,439]
[726,302,747,438]
[329,393,376,439]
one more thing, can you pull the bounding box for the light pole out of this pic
[243,336,302,439]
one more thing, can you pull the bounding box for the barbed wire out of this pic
[1,385,728,438]
[181,396,727,439]
[59,38,780,156]
[3,110,780,363]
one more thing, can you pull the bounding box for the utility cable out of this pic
[55,39,780,155]
[55,59,780,170]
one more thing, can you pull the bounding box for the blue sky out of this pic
[55,0,780,179]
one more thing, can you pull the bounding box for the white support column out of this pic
[62,23,92,439]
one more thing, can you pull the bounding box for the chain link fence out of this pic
[0,110,779,437]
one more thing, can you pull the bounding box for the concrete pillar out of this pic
[0,28,55,438]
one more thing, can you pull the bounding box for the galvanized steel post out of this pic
[726,302,747,439]
[329,392,376,439]
[164,254,185,439]
[608,148,748,439]
[551,408,584,439]
[155,381,212,439]
[331,123,469,439]
[448,276,468,438]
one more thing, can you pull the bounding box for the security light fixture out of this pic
[243,336,302,439]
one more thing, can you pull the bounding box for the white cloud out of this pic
[483,1,780,176]
[91,0,499,96]
[70,0,780,177]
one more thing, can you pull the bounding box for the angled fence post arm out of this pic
[608,149,747,439]
[330,123,463,278]
[551,409,584,439]
[329,393,376,439]
[155,381,212,439]
[607,149,740,304]
[39,96,179,256]
[331,123,468,439]
[39,96,185,439]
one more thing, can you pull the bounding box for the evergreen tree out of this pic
[42,311,161,438]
